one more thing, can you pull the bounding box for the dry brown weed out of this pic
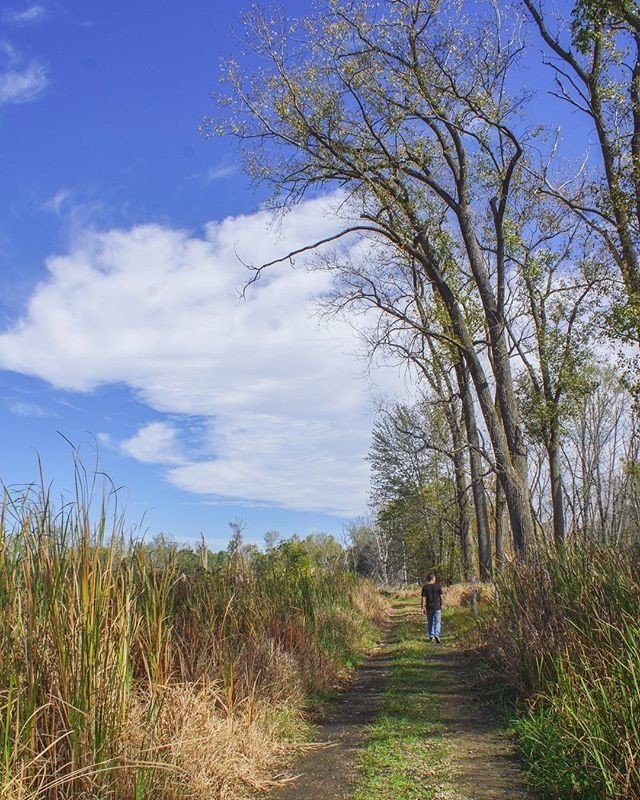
[444,582,495,608]
[120,677,306,800]
[349,580,391,623]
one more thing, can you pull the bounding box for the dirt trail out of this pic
[269,629,394,800]
[267,607,530,800]
[426,642,530,800]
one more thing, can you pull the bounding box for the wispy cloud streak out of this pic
[0,43,48,104]
[3,5,48,25]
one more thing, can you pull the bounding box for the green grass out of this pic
[353,601,460,800]
[268,707,315,744]
[444,604,480,640]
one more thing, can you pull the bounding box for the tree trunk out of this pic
[452,434,474,580]
[417,240,533,558]
[456,358,493,579]
[548,424,566,547]
[456,209,534,559]
[495,478,507,568]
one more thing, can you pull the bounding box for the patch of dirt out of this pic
[268,625,394,800]
[266,608,530,800]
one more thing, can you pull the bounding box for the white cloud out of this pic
[96,432,114,448]
[0,43,48,104]
[44,189,71,215]
[3,5,48,25]
[9,401,48,417]
[121,422,187,466]
[0,195,402,516]
[205,164,236,182]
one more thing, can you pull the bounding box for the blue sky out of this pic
[0,0,583,551]
[0,0,412,550]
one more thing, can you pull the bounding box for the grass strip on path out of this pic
[353,598,464,800]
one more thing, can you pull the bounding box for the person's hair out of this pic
[427,572,436,581]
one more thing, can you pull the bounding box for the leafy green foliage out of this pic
[369,401,463,582]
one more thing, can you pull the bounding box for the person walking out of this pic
[421,572,443,643]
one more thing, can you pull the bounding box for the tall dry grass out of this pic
[484,542,640,799]
[0,473,384,799]
[443,581,494,608]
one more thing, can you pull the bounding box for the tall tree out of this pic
[369,399,465,579]
[209,0,539,556]
[454,357,493,577]
[561,366,639,541]
[524,0,640,341]
[508,197,602,545]
[321,244,493,575]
